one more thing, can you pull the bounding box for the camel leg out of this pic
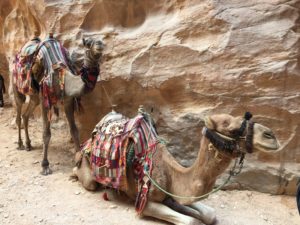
[189,202,216,225]
[163,198,215,225]
[64,98,81,165]
[14,89,25,150]
[72,155,98,191]
[41,105,52,175]
[142,201,204,225]
[22,95,39,151]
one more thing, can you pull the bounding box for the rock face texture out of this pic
[0,0,299,194]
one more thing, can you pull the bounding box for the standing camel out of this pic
[73,112,282,225]
[13,35,104,175]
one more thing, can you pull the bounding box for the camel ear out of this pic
[83,38,92,48]
[204,116,215,129]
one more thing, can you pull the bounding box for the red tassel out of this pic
[103,192,109,201]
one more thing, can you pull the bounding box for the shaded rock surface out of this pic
[0,0,299,194]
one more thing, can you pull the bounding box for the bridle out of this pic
[202,112,255,176]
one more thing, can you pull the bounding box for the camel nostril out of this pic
[263,131,274,139]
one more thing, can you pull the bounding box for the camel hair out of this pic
[13,35,104,175]
[73,112,282,225]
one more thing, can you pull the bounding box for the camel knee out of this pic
[74,158,97,191]
[76,169,98,191]
[16,116,22,125]
[21,114,28,122]
[83,180,98,191]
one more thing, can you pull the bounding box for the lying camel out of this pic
[13,35,104,175]
[73,112,281,225]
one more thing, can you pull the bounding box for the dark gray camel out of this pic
[13,37,104,175]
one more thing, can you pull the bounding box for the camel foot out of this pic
[177,218,203,225]
[75,151,83,167]
[41,167,52,176]
[190,202,216,225]
[25,141,32,151]
[17,144,25,150]
[186,218,204,225]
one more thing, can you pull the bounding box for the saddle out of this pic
[13,39,40,95]
[81,109,159,213]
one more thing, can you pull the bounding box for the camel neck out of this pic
[83,50,100,69]
[189,137,232,186]
[166,136,232,205]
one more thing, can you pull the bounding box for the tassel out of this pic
[103,192,109,201]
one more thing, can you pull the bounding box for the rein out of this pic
[145,153,242,200]
[145,112,253,200]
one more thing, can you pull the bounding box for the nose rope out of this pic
[101,84,114,108]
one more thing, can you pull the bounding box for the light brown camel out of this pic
[73,112,282,225]
[13,36,104,175]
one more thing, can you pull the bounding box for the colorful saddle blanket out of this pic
[13,39,40,95]
[13,37,75,110]
[81,111,159,213]
[38,38,74,109]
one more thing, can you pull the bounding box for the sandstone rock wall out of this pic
[1,0,299,194]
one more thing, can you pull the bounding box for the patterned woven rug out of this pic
[81,111,159,213]
[13,39,40,95]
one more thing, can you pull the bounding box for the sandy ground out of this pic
[0,105,299,225]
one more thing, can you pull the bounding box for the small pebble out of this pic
[109,205,117,209]
[75,191,81,195]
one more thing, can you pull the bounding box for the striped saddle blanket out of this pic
[13,37,74,110]
[81,111,159,212]
[38,38,74,109]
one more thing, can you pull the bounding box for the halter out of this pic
[80,39,103,91]
[202,112,254,175]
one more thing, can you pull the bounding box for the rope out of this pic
[144,141,244,200]
[145,171,232,200]
[101,84,114,108]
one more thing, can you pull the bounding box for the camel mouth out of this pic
[95,47,103,52]
[255,142,280,153]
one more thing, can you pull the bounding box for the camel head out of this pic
[203,113,280,156]
[82,37,104,59]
